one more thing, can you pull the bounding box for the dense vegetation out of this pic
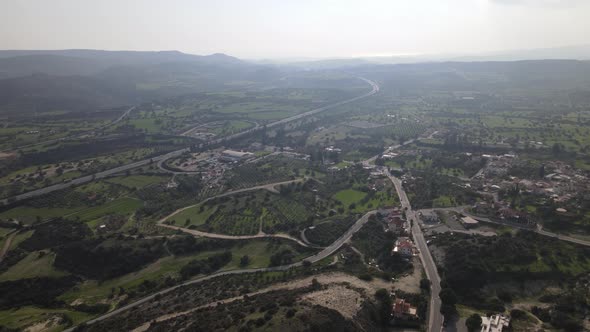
[434,230,590,328]
[179,251,232,279]
[0,276,79,309]
[351,216,412,275]
[54,237,166,280]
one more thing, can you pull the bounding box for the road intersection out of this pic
[1,77,379,206]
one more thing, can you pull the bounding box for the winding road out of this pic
[1,77,379,206]
[6,77,381,330]
[64,210,377,331]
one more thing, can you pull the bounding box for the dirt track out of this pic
[156,178,312,247]
[0,232,16,262]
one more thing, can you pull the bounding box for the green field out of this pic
[58,251,218,305]
[59,239,312,305]
[0,206,83,224]
[210,120,255,136]
[168,203,218,227]
[106,175,168,189]
[126,118,163,133]
[432,195,456,208]
[67,197,142,224]
[0,227,16,238]
[8,230,34,250]
[334,187,397,213]
[0,306,93,331]
[334,189,367,206]
[0,251,68,281]
[223,240,311,270]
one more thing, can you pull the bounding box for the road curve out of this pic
[2,77,379,206]
[158,178,305,223]
[159,224,312,249]
[64,210,377,331]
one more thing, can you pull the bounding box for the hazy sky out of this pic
[1,0,589,59]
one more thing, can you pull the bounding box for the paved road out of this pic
[442,207,590,248]
[362,131,442,332]
[388,175,444,332]
[536,227,590,247]
[64,210,377,331]
[105,105,136,129]
[2,77,379,206]
[362,138,416,167]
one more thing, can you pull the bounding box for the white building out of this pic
[481,314,510,332]
[219,150,253,162]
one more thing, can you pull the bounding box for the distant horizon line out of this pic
[0,43,589,62]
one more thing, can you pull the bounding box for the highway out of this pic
[0,106,136,154]
[63,210,377,331]
[1,77,379,206]
[388,174,444,332]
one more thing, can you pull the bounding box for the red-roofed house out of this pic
[392,237,415,257]
[392,298,418,319]
[388,215,406,234]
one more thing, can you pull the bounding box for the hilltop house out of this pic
[392,298,418,320]
[393,237,415,257]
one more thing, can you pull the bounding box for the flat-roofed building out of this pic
[481,314,510,332]
[219,150,253,162]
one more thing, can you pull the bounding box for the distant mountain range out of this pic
[0,50,280,115]
[0,50,244,79]
[1,47,589,117]
[275,44,590,69]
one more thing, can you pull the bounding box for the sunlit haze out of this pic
[1,0,589,58]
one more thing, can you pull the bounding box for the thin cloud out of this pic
[491,0,584,7]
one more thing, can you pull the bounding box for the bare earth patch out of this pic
[393,257,422,293]
[300,284,363,318]
[131,272,393,332]
[24,316,63,332]
[0,152,15,160]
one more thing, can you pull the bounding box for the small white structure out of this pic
[382,153,398,160]
[219,150,253,162]
[481,314,510,332]
[325,146,342,153]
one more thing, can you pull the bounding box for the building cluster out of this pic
[385,208,407,234]
[480,314,510,332]
[474,153,516,179]
[469,153,589,228]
